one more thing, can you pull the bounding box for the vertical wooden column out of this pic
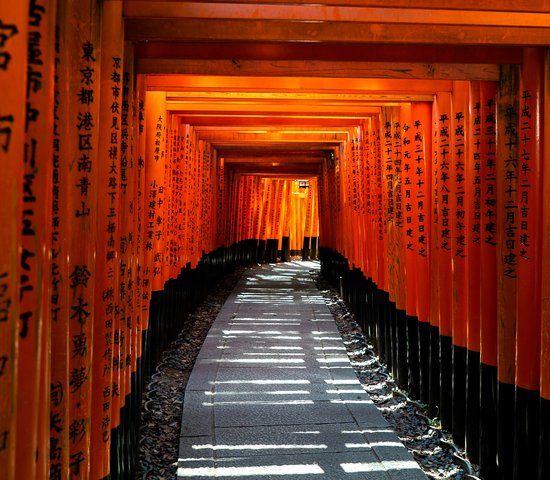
[435,92,453,428]
[216,155,225,250]
[429,97,441,416]
[372,115,388,360]
[50,9,70,480]
[514,47,543,478]
[540,46,550,480]
[479,80,499,479]
[55,1,101,478]
[402,103,420,396]
[465,81,482,463]
[496,64,519,480]
[0,3,28,478]
[393,110,409,389]
[21,2,57,478]
[91,3,123,478]
[123,45,140,478]
[136,75,150,335]
[411,102,432,405]
[172,117,183,273]
[381,108,396,373]
[181,123,191,266]
[144,91,166,293]
[451,81,469,447]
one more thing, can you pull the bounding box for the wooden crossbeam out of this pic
[124,2,550,27]
[139,59,499,80]
[146,75,454,93]
[124,0,550,14]
[126,18,550,46]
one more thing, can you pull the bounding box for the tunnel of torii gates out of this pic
[4,1,550,480]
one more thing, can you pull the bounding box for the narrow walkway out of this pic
[177,262,427,479]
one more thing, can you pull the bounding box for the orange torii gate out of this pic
[2,3,550,480]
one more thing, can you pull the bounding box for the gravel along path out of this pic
[138,264,480,480]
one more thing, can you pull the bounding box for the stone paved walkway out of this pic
[177,261,427,479]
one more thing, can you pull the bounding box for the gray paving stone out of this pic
[178,262,427,479]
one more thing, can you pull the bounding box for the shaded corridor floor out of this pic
[177,261,427,479]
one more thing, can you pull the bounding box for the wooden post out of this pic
[478,80,499,479]
[514,47,543,478]
[496,64,519,480]
[411,101,432,405]
[144,91,167,292]
[403,103,420,396]
[55,1,102,478]
[465,80,482,463]
[539,46,550,480]
[0,2,28,478]
[451,80,470,447]
[90,2,123,477]
[435,91,453,429]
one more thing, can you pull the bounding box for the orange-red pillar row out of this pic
[0,3,28,478]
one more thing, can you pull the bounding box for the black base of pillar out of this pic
[480,363,498,480]
[497,381,515,480]
[452,344,467,447]
[514,386,539,479]
[386,299,395,374]
[302,236,311,260]
[396,309,409,390]
[465,349,480,463]
[376,290,387,362]
[440,335,453,431]
[407,314,420,399]
[418,321,431,404]
[281,236,290,262]
[540,397,550,480]
[429,325,441,418]
[257,239,266,263]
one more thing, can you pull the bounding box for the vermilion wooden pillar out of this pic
[402,103,420,397]
[540,46,550,480]
[0,3,27,478]
[411,102,432,405]
[144,91,167,293]
[479,80,499,480]
[514,47,543,479]
[429,96,441,416]
[122,44,140,479]
[136,75,150,334]
[435,91,453,430]
[91,2,123,478]
[451,81,469,447]
[55,1,101,478]
[496,64,519,480]
[24,2,57,478]
[465,80,482,464]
